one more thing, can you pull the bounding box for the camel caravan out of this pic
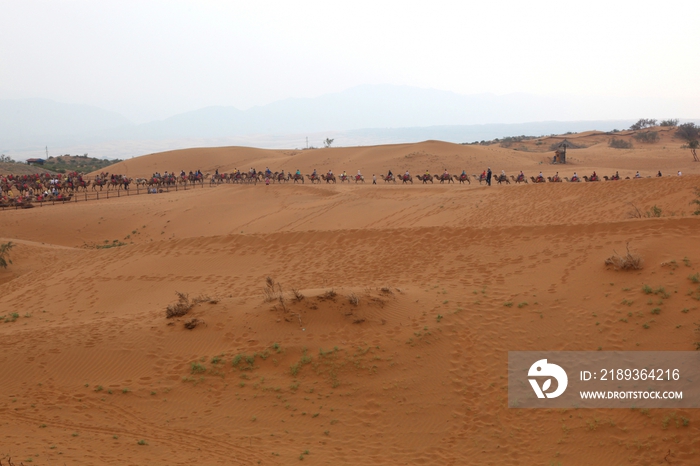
[0,164,677,210]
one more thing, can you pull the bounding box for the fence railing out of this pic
[0,181,213,211]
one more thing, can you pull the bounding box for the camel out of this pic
[338,174,350,183]
[380,174,396,183]
[434,173,453,184]
[530,176,546,184]
[321,173,336,183]
[400,174,413,184]
[132,178,148,189]
[354,174,365,183]
[416,174,433,184]
[305,173,320,184]
[510,174,527,184]
[475,173,488,184]
[493,174,510,184]
[583,175,600,182]
[547,176,562,183]
[453,174,471,184]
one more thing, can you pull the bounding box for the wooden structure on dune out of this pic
[553,142,567,164]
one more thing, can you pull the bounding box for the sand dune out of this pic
[1,135,700,465]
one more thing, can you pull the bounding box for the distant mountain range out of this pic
[1,85,696,160]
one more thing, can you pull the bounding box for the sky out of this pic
[1,0,699,123]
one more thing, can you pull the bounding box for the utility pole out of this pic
[46,146,48,158]
[306,137,308,149]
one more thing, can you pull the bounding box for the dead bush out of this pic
[292,288,305,301]
[379,287,394,295]
[323,289,337,299]
[184,318,204,329]
[166,292,193,318]
[263,276,283,302]
[604,243,643,270]
[347,292,360,306]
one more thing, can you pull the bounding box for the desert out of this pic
[1,126,700,465]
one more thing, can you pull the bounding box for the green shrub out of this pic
[609,138,633,149]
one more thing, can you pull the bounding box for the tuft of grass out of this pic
[191,362,206,374]
[347,292,359,306]
[642,284,653,294]
[518,302,528,308]
[137,439,148,445]
[689,273,700,284]
[504,302,513,307]
[651,308,661,315]
[436,314,443,322]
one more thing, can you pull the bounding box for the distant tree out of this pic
[659,119,679,127]
[688,140,699,162]
[0,154,15,163]
[324,138,334,148]
[677,122,699,141]
[630,119,657,131]
[676,123,699,162]
[0,242,14,269]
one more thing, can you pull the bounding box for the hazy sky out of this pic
[2,0,699,123]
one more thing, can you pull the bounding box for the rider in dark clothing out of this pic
[486,168,492,186]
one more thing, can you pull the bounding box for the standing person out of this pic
[372,174,377,184]
[486,167,492,186]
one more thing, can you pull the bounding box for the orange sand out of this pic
[1,133,700,465]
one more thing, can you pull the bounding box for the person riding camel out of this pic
[613,171,620,180]
[635,171,641,178]
[357,169,362,179]
[537,171,544,182]
[296,169,301,176]
[518,170,524,180]
[461,169,467,176]
[592,171,598,181]
[328,169,333,177]
[387,169,393,178]
[554,171,559,181]
[444,169,449,177]
[265,167,271,177]
[404,170,410,179]
[657,170,662,177]
[572,172,578,181]
[342,170,347,179]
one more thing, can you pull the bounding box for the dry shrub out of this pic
[348,292,359,306]
[379,287,394,295]
[184,318,204,329]
[323,289,337,299]
[166,292,193,318]
[263,276,283,302]
[605,243,643,270]
[347,292,360,306]
[292,288,305,301]
[627,203,643,219]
